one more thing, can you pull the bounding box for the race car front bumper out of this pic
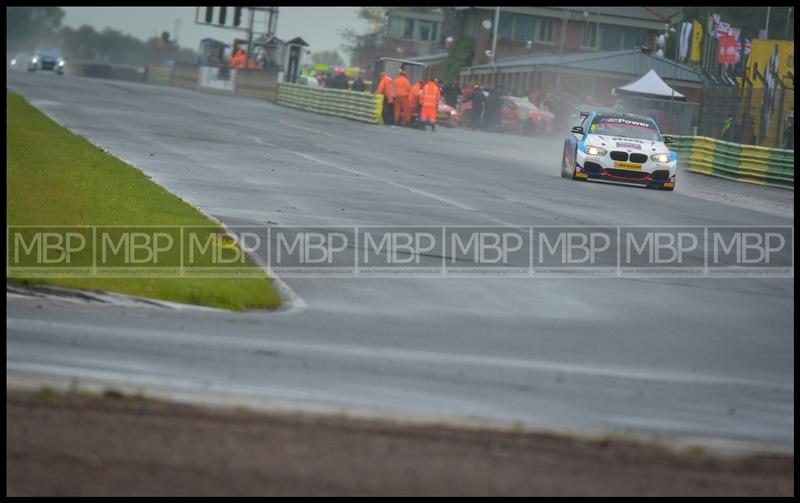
[574,150,676,188]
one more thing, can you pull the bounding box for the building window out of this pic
[512,15,535,42]
[600,27,622,50]
[403,18,415,39]
[597,26,646,50]
[536,19,555,44]
[498,11,513,39]
[418,20,439,41]
[497,12,536,43]
[621,27,646,49]
[389,17,403,38]
[582,22,598,48]
[419,21,431,41]
[464,12,477,37]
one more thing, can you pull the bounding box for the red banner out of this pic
[717,34,738,64]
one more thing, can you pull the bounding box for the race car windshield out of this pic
[590,117,661,141]
[35,48,61,58]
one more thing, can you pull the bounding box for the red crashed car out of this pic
[436,100,461,128]
[500,96,555,135]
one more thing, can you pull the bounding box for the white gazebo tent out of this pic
[613,69,686,101]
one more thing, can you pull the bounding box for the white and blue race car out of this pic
[561,111,677,191]
[28,47,65,75]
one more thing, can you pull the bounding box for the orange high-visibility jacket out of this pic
[421,81,441,108]
[376,75,395,103]
[409,82,423,106]
[229,51,246,69]
[393,74,411,97]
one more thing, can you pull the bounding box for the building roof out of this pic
[286,37,309,47]
[459,6,679,24]
[463,49,703,84]
[563,6,678,22]
[408,52,449,63]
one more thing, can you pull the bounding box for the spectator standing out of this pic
[420,77,442,132]
[443,81,460,108]
[483,87,503,131]
[721,115,734,141]
[326,69,348,89]
[409,79,424,125]
[351,76,366,92]
[376,72,395,125]
[393,69,412,126]
[464,83,485,130]
[228,49,246,69]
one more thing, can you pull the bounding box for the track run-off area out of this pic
[6,71,794,453]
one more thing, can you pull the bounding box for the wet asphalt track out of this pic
[6,71,794,450]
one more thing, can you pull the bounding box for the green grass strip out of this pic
[7,90,281,311]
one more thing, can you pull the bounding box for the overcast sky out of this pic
[61,7,364,57]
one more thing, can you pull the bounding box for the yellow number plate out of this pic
[613,161,642,170]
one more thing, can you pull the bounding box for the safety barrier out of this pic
[236,68,279,102]
[170,62,198,90]
[670,135,794,190]
[66,61,144,83]
[70,62,112,79]
[111,66,145,83]
[146,66,173,86]
[276,83,383,124]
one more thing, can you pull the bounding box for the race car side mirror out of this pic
[571,126,584,135]
[663,136,675,144]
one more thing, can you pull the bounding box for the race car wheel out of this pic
[560,146,577,179]
[570,147,580,180]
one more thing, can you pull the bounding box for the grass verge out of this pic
[7,90,280,311]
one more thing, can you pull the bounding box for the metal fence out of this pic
[617,95,700,136]
[696,72,794,150]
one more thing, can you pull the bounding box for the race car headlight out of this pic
[58,59,65,66]
[585,146,607,156]
[31,57,38,64]
[650,153,670,163]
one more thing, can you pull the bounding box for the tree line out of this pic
[7,6,198,65]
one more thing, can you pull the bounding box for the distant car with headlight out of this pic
[9,52,32,70]
[28,47,65,75]
[561,111,677,191]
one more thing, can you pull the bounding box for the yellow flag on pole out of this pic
[690,20,703,63]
